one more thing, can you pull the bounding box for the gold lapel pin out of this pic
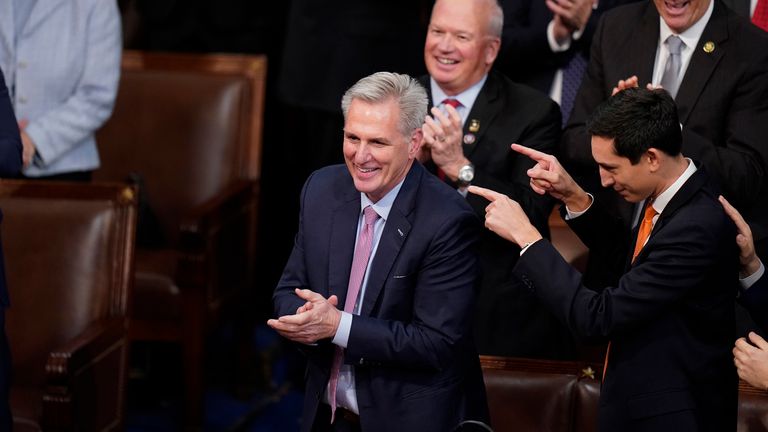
[703,41,715,53]
[469,119,480,133]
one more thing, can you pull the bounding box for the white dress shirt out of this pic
[652,0,714,90]
[326,178,405,414]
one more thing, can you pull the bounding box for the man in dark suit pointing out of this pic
[269,72,488,432]
[561,0,768,289]
[472,88,739,430]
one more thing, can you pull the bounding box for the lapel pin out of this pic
[469,119,480,132]
[463,133,476,145]
[397,228,404,237]
[703,41,715,53]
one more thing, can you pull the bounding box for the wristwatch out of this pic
[457,163,475,187]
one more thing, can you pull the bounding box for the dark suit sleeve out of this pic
[272,172,315,318]
[679,60,768,208]
[345,210,479,371]
[560,13,610,172]
[497,0,617,87]
[740,270,768,332]
[517,203,733,338]
[0,70,22,177]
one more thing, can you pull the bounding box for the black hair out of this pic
[586,87,681,164]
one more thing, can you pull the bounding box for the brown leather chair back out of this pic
[481,356,602,432]
[94,51,266,246]
[1,181,137,431]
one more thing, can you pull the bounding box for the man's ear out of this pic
[409,129,424,159]
[646,148,662,172]
[485,37,500,66]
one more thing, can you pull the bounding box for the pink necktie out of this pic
[328,205,379,423]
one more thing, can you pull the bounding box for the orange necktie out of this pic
[604,200,657,381]
[632,200,658,262]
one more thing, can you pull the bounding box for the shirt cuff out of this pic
[332,311,353,348]
[520,238,542,256]
[564,193,594,220]
[741,261,765,290]
[547,20,572,52]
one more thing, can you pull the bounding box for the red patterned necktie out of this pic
[442,98,462,109]
[753,0,768,32]
[436,99,463,180]
[327,205,379,423]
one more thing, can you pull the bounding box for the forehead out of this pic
[345,98,401,135]
[431,0,485,31]
[590,135,622,164]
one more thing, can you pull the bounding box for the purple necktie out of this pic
[560,52,588,127]
[328,205,379,423]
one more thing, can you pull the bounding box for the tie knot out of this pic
[666,35,684,54]
[363,206,379,226]
[442,98,462,109]
[643,201,658,221]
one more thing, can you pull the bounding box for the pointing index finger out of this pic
[511,143,551,165]
[468,185,503,201]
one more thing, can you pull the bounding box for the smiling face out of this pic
[653,0,711,34]
[591,135,655,203]
[343,98,421,203]
[424,0,500,95]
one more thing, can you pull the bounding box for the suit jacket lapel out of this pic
[676,1,728,124]
[328,188,360,306]
[463,73,502,158]
[359,163,420,317]
[634,167,708,263]
[631,4,662,86]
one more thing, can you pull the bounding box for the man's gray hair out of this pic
[341,72,428,138]
[486,0,504,38]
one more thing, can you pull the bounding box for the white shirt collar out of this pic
[359,174,406,221]
[658,0,714,50]
[651,157,697,215]
[429,74,488,123]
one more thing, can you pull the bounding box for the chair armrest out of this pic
[45,317,127,384]
[42,317,127,430]
[178,179,259,250]
[176,179,260,303]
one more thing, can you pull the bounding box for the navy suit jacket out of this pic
[273,162,489,432]
[741,272,768,332]
[561,0,768,254]
[515,168,739,431]
[496,0,640,94]
[0,68,23,306]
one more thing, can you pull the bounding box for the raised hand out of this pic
[511,143,591,211]
[468,185,543,247]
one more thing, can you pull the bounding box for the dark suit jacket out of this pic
[515,168,739,431]
[273,162,489,432]
[421,71,576,358]
[722,0,751,17]
[0,68,22,306]
[0,65,23,431]
[496,0,639,94]
[741,271,768,332]
[561,0,768,253]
